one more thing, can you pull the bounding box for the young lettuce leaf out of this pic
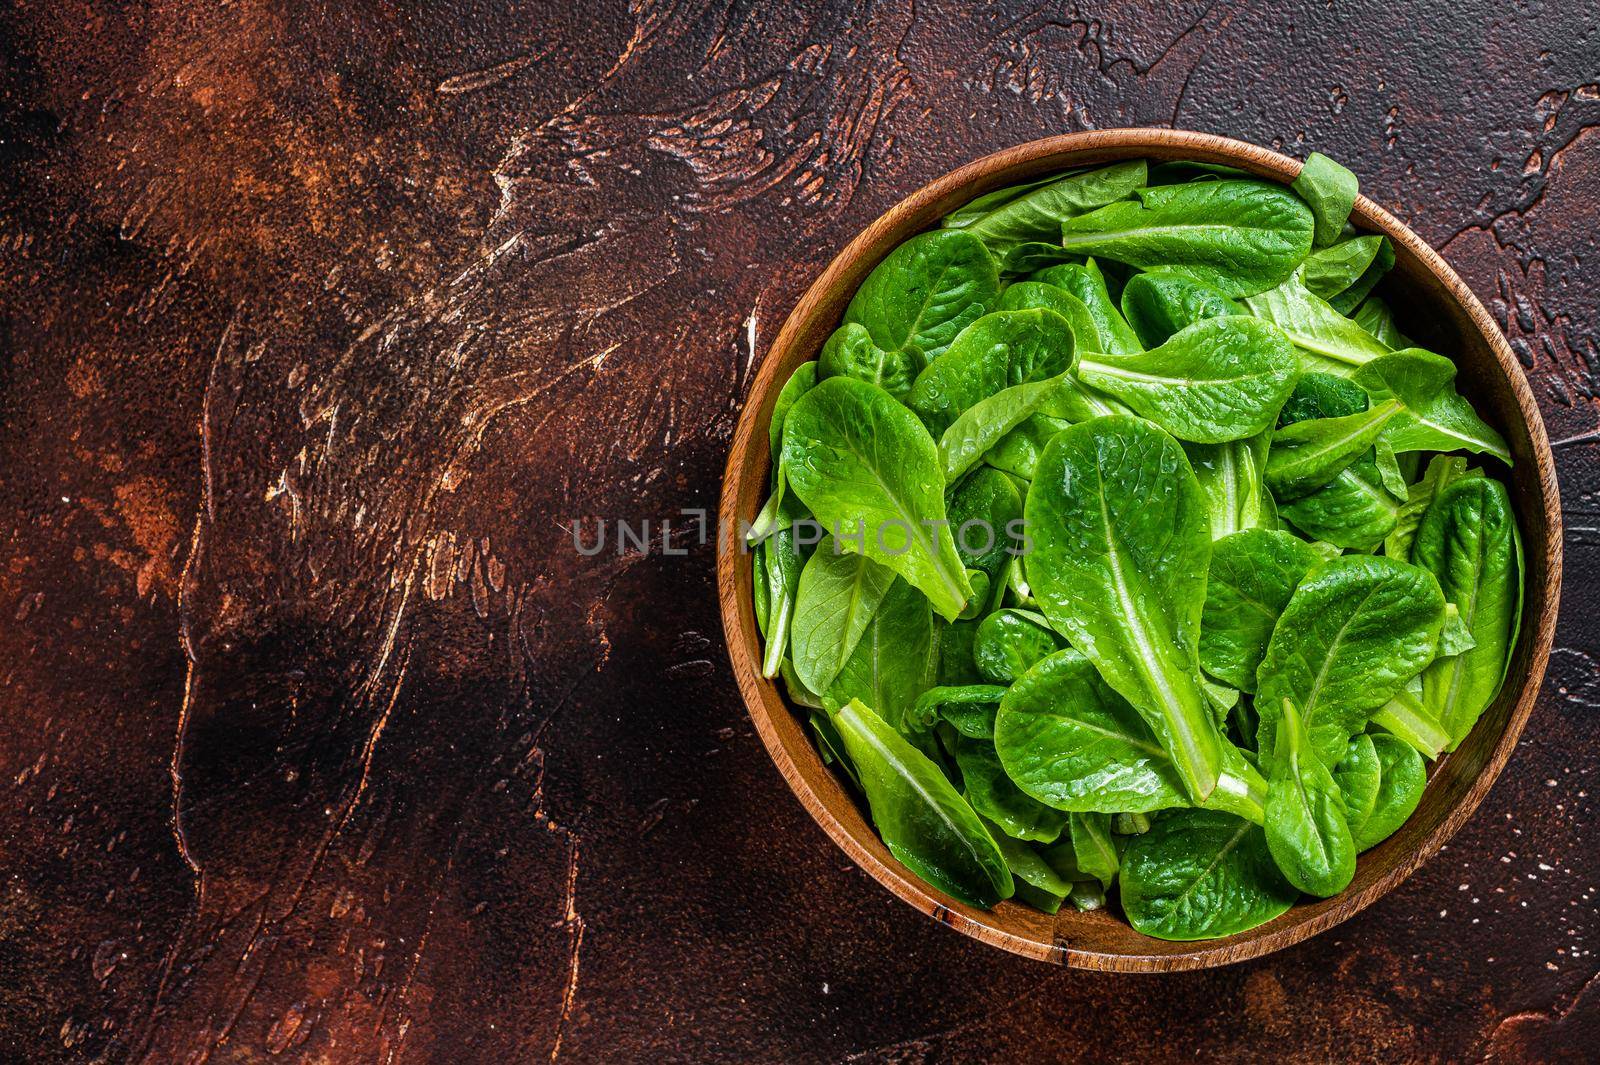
[1265,399,1403,499]
[1412,476,1523,748]
[1373,437,1408,498]
[1119,810,1297,941]
[1353,295,1415,349]
[1353,349,1512,463]
[1384,455,1473,559]
[1333,733,1383,830]
[1305,234,1394,313]
[822,577,935,733]
[1147,160,1252,184]
[789,536,897,696]
[1256,555,1447,768]
[1076,316,1301,444]
[981,414,1071,481]
[907,309,1078,435]
[747,361,820,545]
[995,649,1189,813]
[780,658,826,710]
[1200,530,1321,692]
[1279,368,1370,423]
[998,284,1156,429]
[1273,370,1399,550]
[953,735,1070,843]
[992,649,1266,820]
[984,817,1075,912]
[906,683,1006,739]
[809,709,859,789]
[831,699,1014,907]
[1184,430,1276,538]
[1024,416,1225,801]
[943,173,1064,228]
[1058,180,1315,297]
[951,159,1148,256]
[1070,812,1120,890]
[1245,274,1391,373]
[1027,260,1144,355]
[1264,699,1357,897]
[998,281,1105,347]
[1351,733,1428,851]
[757,524,807,678]
[1300,234,1389,301]
[752,536,771,636]
[947,466,1024,577]
[938,376,1063,484]
[844,229,1000,361]
[1278,460,1400,551]
[782,377,973,619]
[1291,152,1359,247]
[1119,271,1243,348]
[818,321,924,400]
[1369,683,1451,759]
[768,361,818,461]
[973,608,1063,683]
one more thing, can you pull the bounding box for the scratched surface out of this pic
[0,1,1596,1061]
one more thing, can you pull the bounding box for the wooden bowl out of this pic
[715,129,1562,970]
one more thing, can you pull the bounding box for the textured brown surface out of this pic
[0,2,1596,1061]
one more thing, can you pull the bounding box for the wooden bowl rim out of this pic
[715,128,1563,971]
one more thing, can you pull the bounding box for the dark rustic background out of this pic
[1,1,1596,1061]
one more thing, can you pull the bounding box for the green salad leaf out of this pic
[1077,317,1301,444]
[1200,530,1320,692]
[1292,152,1359,247]
[783,377,974,619]
[1059,180,1314,297]
[1412,476,1522,747]
[1025,417,1226,801]
[1119,271,1242,348]
[832,699,1014,907]
[1351,733,1427,850]
[907,309,1077,435]
[1120,810,1297,940]
[1256,555,1447,768]
[1028,260,1144,355]
[1264,699,1356,897]
[845,230,1000,360]
[950,160,1148,256]
[819,321,924,401]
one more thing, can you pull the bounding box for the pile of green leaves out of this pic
[749,153,1523,940]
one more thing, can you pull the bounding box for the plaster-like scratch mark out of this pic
[743,312,759,381]
[1168,0,1230,125]
[202,948,274,1063]
[170,644,204,879]
[1551,427,1600,449]
[1484,966,1600,1060]
[381,844,460,1065]
[339,642,412,831]
[843,1018,978,1063]
[139,874,208,1061]
[167,313,243,881]
[549,834,585,1063]
[437,50,545,95]
[362,571,415,698]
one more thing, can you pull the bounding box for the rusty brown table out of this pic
[1,3,1596,1061]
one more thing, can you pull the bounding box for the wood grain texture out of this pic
[718,129,1562,972]
[0,1,1596,1060]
